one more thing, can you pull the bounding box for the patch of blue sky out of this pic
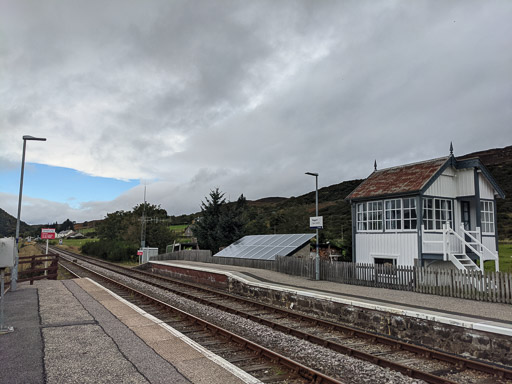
[0,163,139,208]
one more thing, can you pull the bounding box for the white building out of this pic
[346,148,505,272]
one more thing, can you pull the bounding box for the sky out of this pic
[1,1,511,225]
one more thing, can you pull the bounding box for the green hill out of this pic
[230,145,512,245]
[0,208,32,237]
[2,145,511,245]
[459,146,512,239]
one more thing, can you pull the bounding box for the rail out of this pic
[57,248,512,383]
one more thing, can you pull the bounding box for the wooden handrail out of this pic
[5,253,59,286]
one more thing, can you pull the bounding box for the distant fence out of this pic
[151,251,512,304]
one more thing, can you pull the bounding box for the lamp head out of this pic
[305,172,318,177]
[23,135,46,141]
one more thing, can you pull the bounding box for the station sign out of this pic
[137,250,144,256]
[309,216,323,229]
[41,228,56,240]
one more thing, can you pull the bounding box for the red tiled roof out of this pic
[346,157,449,200]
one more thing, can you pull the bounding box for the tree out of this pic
[97,211,131,241]
[218,194,247,246]
[89,202,176,259]
[193,189,247,253]
[58,219,74,232]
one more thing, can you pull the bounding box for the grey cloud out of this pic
[1,1,512,223]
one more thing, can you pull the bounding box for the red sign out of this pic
[41,228,56,240]
[137,250,144,256]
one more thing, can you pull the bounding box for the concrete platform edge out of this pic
[83,277,262,384]
[151,261,512,338]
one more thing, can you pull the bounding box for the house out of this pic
[56,230,74,238]
[346,146,505,272]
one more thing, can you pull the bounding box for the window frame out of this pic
[373,256,398,277]
[480,200,495,235]
[356,202,368,231]
[367,201,383,231]
[385,199,402,231]
[422,197,454,232]
[356,197,418,233]
[403,197,418,230]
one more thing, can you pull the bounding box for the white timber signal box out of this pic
[0,238,15,268]
[346,148,505,272]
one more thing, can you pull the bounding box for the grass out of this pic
[169,224,188,232]
[18,243,43,257]
[77,227,96,234]
[484,242,512,273]
[50,238,98,254]
[51,239,141,268]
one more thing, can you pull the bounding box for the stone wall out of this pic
[150,263,512,367]
[150,264,228,290]
[229,279,512,366]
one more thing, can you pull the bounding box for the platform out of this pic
[0,279,260,384]
[150,260,512,336]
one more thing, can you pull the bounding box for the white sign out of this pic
[310,216,323,229]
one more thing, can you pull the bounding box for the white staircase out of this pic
[443,224,499,272]
[422,223,499,272]
[448,253,479,271]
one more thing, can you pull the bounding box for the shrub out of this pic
[81,240,138,262]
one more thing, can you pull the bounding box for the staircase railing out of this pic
[442,224,482,271]
[459,224,499,272]
[422,224,499,272]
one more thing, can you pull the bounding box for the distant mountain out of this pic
[458,145,512,166]
[0,208,32,238]
[2,145,511,243]
[463,146,512,240]
[237,145,512,243]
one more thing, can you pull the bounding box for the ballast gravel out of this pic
[85,263,426,384]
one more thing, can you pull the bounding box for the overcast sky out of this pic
[1,1,511,225]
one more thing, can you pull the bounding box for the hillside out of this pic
[2,145,511,243]
[238,145,512,244]
[0,208,32,237]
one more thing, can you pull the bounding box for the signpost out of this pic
[41,228,56,276]
[41,228,56,255]
[137,250,144,264]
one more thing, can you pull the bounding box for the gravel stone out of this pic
[84,263,426,384]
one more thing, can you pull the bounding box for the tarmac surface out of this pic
[152,260,512,335]
[0,279,259,384]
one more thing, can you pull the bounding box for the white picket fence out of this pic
[153,251,512,304]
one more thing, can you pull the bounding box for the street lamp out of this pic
[305,172,320,281]
[11,135,46,291]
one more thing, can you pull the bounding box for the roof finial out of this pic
[374,159,377,171]
[449,141,453,156]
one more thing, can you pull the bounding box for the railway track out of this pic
[52,246,512,384]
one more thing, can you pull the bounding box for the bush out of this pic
[81,240,138,262]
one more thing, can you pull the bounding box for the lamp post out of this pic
[305,172,320,281]
[11,135,46,291]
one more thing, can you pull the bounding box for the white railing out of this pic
[422,223,499,272]
[459,224,499,271]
